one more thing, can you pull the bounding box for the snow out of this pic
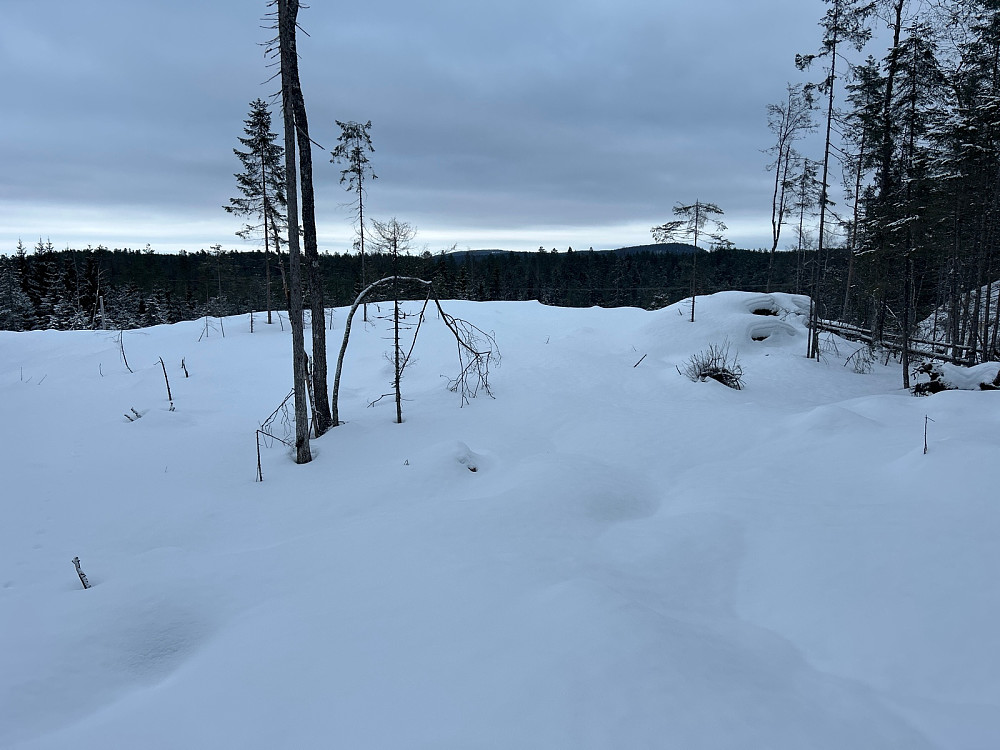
[914,360,1000,391]
[1,291,998,749]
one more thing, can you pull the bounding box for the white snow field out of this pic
[1,291,997,749]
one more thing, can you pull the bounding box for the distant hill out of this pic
[450,248,510,258]
[610,242,702,256]
[449,243,703,259]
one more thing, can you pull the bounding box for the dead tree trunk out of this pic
[278,0,311,464]
[287,59,332,435]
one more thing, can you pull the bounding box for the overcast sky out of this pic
[1,0,829,255]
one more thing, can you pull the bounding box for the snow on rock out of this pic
[1,291,997,749]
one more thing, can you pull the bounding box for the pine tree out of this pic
[225,98,287,326]
[651,201,727,322]
[331,120,376,320]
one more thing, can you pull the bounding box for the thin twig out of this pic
[120,331,133,373]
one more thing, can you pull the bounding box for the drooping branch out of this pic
[330,276,500,425]
[432,298,501,404]
[331,275,433,426]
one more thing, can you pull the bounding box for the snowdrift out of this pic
[1,292,997,749]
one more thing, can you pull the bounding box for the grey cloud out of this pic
[2,0,825,253]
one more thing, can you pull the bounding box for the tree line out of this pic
[9,0,1000,385]
[766,0,1000,380]
[0,240,829,333]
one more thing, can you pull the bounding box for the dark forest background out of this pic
[0,240,842,332]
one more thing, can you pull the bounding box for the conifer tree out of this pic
[797,0,875,358]
[331,120,376,319]
[651,201,726,322]
[0,254,34,331]
[225,98,286,325]
[840,55,883,320]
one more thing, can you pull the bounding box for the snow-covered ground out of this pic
[1,291,997,749]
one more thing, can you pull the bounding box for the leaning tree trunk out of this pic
[278,0,311,464]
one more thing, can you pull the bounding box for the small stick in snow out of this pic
[159,357,175,411]
[924,415,935,455]
[119,330,133,373]
[633,353,647,368]
[72,557,91,589]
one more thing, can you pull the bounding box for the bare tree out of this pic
[279,1,331,435]
[369,218,416,423]
[274,0,311,463]
[765,84,815,291]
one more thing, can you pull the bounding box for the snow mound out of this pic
[2,291,998,749]
[913,361,1000,393]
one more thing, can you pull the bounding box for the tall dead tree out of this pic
[277,0,332,436]
[276,0,311,463]
[370,218,416,423]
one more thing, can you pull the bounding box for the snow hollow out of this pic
[1,292,997,749]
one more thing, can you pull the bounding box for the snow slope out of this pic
[1,291,997,749]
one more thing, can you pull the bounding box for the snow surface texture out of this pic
[1,291,997,749]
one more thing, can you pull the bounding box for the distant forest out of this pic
[0,240,843,331]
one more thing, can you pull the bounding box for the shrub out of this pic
[680,342,744,389]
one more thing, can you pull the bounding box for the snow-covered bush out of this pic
[680,342,744,389]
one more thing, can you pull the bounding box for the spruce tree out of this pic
[225,98,287,325]
[0,255,34,331]
[797,0,875,358]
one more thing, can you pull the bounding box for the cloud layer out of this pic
[1,0,823,253]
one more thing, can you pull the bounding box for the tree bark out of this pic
[278,0,311,464]
[282,10,332,436]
